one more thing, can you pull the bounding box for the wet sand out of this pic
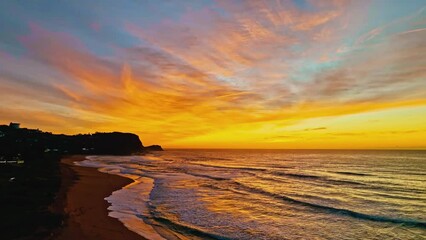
[50,155,145,240]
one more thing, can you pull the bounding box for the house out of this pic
[9,122,20,129]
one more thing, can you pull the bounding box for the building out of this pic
[9,122,20,129]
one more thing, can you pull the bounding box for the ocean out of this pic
[76,150,426,240]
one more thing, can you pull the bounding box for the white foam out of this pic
[76,156,166,240]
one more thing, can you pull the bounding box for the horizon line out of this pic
[164,148,426,151]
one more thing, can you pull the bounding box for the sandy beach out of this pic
[50,155,145,240]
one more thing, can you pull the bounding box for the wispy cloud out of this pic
[0,0,425,148]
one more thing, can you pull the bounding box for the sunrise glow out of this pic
[0,0,425,149]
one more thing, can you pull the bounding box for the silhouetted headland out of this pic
[0,123,163,162]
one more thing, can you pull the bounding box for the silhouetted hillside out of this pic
[0,125,162,162]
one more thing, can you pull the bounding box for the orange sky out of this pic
[0,0,425,149]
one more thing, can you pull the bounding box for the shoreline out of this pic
[49,155,146,240]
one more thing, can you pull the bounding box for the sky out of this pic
[0,0,425,149]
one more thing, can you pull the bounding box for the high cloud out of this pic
[0,0,425,148]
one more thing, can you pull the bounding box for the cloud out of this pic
[16,24,273,143]
[302,21,426,106]
[1,1,425,148]
[304,127,327,131]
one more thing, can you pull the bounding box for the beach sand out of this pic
[50,155,145,240]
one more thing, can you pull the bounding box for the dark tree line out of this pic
[0,125,162,162]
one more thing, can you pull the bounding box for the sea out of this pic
[76,149,426,240]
